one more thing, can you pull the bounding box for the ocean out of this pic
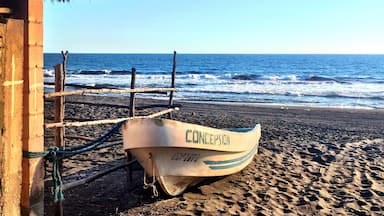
[44,53,384,109]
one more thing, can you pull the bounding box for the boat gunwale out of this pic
[122,118,261,153]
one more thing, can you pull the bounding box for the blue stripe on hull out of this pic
[203,145,258,170]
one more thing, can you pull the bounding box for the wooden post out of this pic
[0,22,4,216]
[61,50,68,91]
[168,51,177,118]
[54,64,64,216]
[129,67,136,117]
[1,1,47,216]
[59,52,67,144]
[126,67,136,182]
[54,64,65,148]
[20,0,45,214]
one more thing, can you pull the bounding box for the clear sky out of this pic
[44,0,384,54]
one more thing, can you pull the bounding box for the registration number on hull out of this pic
[171,152,200,163]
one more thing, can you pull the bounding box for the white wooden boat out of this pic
[122,118,261,196]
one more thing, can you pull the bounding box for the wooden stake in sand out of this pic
[127,67,137,182]
[168,51,177,118]
[61,50,68,91]
[54,64,64,216]
[54,64,65,148]
[129,67,136,117]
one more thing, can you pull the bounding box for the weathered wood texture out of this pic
[127,67,137,181]
[54,64,65,148]
[1,19,24,216]
[54,64,64,216]
[168,51,177,118]
[0,22,4,216]
[61,51,68,91]
[0,7,12,14]
[129,68,136,117]
[45,107,179,128]
[21,0,45,215]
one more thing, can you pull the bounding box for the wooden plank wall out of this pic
[0,21,5,216]
[0,19,24,216]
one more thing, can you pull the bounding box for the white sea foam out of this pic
[43,53,384,109]
[43,69,54,77]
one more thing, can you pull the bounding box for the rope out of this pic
[23,147,64,201]
[143,153,159,197]
[22,121,125,202]
[23,150,50,158]
[55,121,124,158]
[23,121,123,159]
[51,148,64,201]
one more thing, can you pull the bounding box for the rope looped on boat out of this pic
[143,153,159,197]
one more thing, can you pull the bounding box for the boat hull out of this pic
[122,119,261,196]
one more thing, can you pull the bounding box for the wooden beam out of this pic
[0,7,12,15]
[53,64,64,216]
[21,0,45,215]
[44,107,179,128]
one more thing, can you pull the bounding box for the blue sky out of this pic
[44,0,384,54]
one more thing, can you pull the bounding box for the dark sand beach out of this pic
[44,95,384,215]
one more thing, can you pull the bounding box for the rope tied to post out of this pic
[50,147,65,201]
[22,121,125,202]
[23,147,65,201]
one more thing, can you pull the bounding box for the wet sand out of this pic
[44,95,384,215]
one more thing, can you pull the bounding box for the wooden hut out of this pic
[0,1,44,215]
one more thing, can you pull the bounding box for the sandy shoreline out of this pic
[44,95,384,215]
